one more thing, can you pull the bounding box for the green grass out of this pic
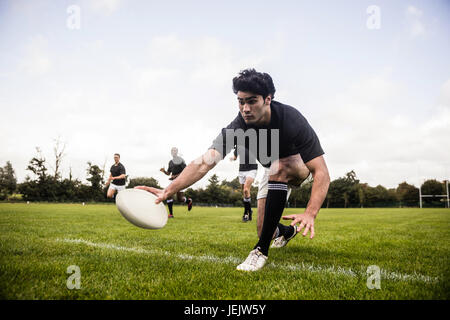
[0,203,449,299]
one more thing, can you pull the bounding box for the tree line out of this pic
[0,153,447,207]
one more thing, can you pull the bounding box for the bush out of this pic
[7,194,23,201]
[127,177,160,189]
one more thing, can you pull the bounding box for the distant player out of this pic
[138,69,330,272]
[160,147,193,218]
[230,145,258,222]
[106,153,126,199]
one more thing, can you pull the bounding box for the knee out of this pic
[268,161,289,182]
[269,156,310,184]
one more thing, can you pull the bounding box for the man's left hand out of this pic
[282,212,316,239]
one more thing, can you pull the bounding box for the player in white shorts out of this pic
[257,166,298,248]
[106,153,127,199]
[160,147,193,218]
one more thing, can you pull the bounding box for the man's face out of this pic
[114,155,120,163]
[171,148,178,157]
[237,91,271,126]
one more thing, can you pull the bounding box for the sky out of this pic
[0,0,449,190]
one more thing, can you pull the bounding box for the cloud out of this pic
[18,35,52,75]
[406,5,425,38]
[117,34,270,187]
[3,33,274,187]
[314,74,450,188]
[438,78,450,106]
[85,0,121,14]
[406,5,423,16]
[7,31,449,189]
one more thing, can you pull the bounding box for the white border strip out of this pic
[56,238,439,284]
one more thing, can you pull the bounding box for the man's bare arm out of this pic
[111,174,127,180]
[160,167,170,175]
[304,155,330,217]
[137,149,222,203]
[166,149,221,195]
[282,155,330,238]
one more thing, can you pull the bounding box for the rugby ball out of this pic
[115,188,168,229]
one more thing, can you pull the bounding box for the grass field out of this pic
[0,202,449,300]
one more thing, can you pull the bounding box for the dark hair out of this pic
[232,68,276,99]
[114,153,120,158]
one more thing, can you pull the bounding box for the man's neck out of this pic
[264,104,271,125]
[259,103,272,127]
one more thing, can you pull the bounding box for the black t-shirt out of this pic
[167,156,186,176]
[110,163,126,186]
[233,146,258,172]
[209,100,324,168]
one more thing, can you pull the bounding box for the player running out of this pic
[230,145,258,222]
[138,69,330,271]
[160,147,193,218]
[106,153,126,199]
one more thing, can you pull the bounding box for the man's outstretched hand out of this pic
[134,186,170,204]
[282,212,316,239]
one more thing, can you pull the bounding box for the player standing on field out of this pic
[138,69,330,271]
[106,153,126,199]
[230,145,258,222]
[160,147,193,218]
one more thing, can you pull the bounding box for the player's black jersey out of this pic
[110,162,126,186]
[167,156,186,176]
[233,146,258,172]
[209,100,324,168]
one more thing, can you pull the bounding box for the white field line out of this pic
[55,238,439,284]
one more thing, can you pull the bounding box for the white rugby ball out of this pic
[115,188,168,229]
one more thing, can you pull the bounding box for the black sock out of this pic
[244,198,252,215]
[246,197,251,208]
[245,198,253,218]
[254,181,288,256]
[277,223,295,239]
[243,199,248,215]
[167,200,173,215]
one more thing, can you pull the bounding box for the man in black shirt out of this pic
[230,145,258,222]
[160,147,193,217]
[106,153,126,198]
[137,69,330,272]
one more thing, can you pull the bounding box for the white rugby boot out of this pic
[236,248,268,272]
